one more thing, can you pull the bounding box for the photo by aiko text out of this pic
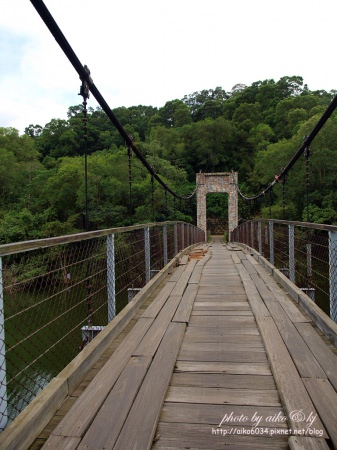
[210,409,324,438]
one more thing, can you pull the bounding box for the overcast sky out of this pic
[1,0,336,134]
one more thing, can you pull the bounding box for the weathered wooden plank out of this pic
[140,280,176,318]
[172,283,198,323]
[153,423,289,449]
[250,272,276,304]
[185,325,260,335]
[78,356,152,450]
[40,435,80,449]
[133,294,182,356]
[113,322,186,450]
[195,294,248,302]
[180,341,264,352]
[165,385,281,406]
[175,361,272,375]
[191,309,253,316]
[197,286,244,296]
[188,265,203,284]
[202,268,238,277]
[245,252,260,265]
[197,253,211,266]
[235,263,271,320]
[36,400,77,440]
[48,317,153,439]
[194,301,250,310]
[198,282,243,289]
[303,378,337,448]
[177,348,268,362]
[183,333,263,344]
[289,436,330,450]
[188,315,256,327]
[167,264,185,282]
[295,322,337,391]
[255,316,326,434]
[199,276,242,283]
[171,259,197,296]
[170,372,276,390]
[231,256,323,436]
[178,254,189,265]
[233,253,327,434]
[276,292,311,323]
[202,266,236,271]
[230,250,241,264]
[181,336,263,348]
[236,250,248,260]
[200,271,240,277]
[2,255,182,450]
[252,264,310,323]
[267,302,326,379]
[160,402,286,427]
[200,268,240,274]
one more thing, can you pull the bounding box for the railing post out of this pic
[181,223,185,250]
[163,224,168,267]
[250,222,254,249]
[329,231,337,322]
[0,257,7,431]
[144,227,151,283]
[264,223,269,256]
[307,243,312,278]
[106,233,115,321]
[289,224,295,283]
[269,222,274,265]
[174,223,178,255]
[258,221,262,254]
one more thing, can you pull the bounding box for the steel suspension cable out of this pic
[304,144,310,222]
[30,0,196,201]
[236,92,337,201]
[127,144,133,223]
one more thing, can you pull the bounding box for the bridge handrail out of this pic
[232,219,337,326]
[247,218,337,233]
[0,221,205,430]
[0,221,187,257]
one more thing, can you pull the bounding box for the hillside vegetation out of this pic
[1,75,337,243]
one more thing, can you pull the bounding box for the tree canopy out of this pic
[1,75,336,243]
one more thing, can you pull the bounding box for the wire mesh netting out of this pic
[0,221,204,430]
[232,220,337,323]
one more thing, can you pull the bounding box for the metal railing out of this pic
[0,221,204,430]
[232,219,337,324]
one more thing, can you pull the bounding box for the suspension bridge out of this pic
[0,229,336,449]
[0,0,337,448]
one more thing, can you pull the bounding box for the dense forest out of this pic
[1,75,337,244]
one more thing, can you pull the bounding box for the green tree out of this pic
[248,123,275,152]
[159,100,191,128]
[179,118,237,175]
[0,127,42,207]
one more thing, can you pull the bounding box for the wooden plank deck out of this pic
[30,239,337,450]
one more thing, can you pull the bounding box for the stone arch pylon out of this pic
[196,172,238,239]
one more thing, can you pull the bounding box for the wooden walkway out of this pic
[32,239,337,449]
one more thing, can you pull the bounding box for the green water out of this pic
[4,284,105,423]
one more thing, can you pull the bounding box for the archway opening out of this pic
[206,193,228,237]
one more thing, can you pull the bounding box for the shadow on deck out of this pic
[2,238,337,449]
